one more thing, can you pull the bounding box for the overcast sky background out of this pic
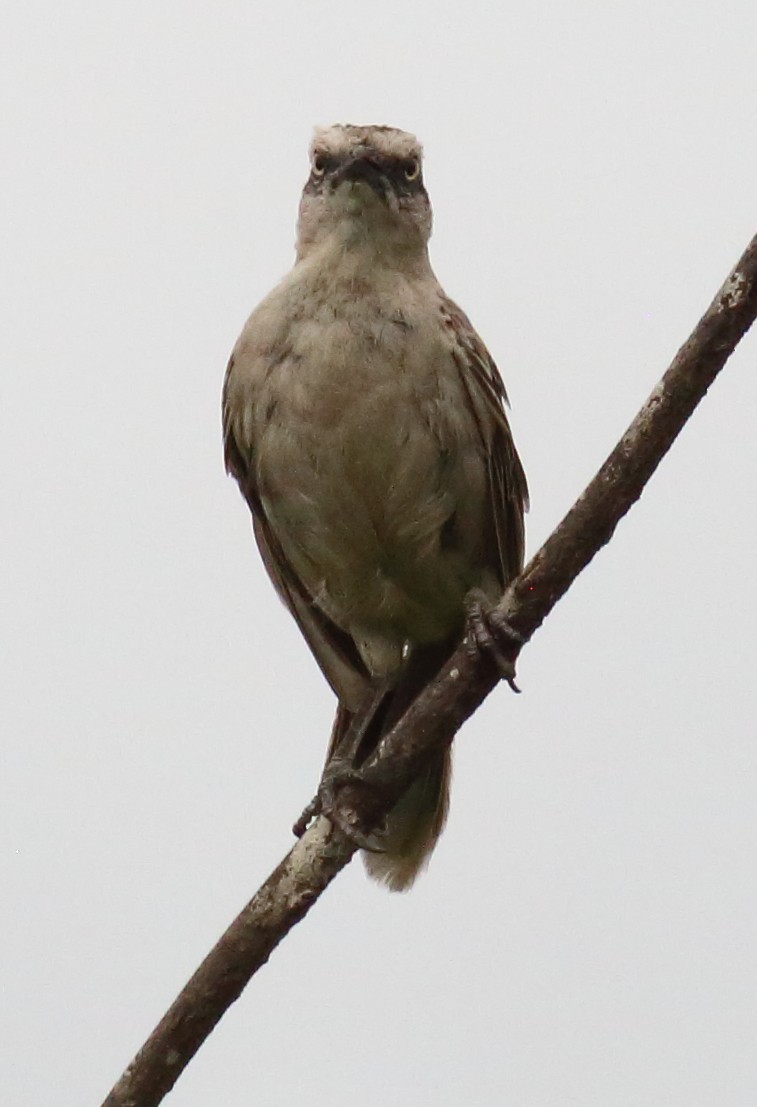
[3,3,757,1105]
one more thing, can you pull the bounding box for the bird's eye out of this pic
[403,158,420,181]
[312,154,326,177]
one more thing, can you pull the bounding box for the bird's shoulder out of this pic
[434,292,510,422]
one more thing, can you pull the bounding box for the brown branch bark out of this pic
[102,232,757,1107]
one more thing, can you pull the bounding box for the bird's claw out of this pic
[292,794,321,839]
[465,591,524,692]
[293,759,388,852]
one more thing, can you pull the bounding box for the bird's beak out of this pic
[334,155,389,200]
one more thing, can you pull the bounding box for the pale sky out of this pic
[3,3,757,1105]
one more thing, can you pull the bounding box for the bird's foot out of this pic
[465,590,524,693]
[292,758,388,852]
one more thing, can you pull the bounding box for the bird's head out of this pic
[296,124,432,261]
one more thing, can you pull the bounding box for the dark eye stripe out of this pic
[305,152,424,196]
[311,154,340,176]
[386,161,424,193]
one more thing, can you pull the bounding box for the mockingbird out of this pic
[223,124,527,891]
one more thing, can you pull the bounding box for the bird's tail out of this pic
[361,744,451,891]
[326,643,453,892]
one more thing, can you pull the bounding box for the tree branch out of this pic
[102,232,757,1107]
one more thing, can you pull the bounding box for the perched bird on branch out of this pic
[223,124,527,890]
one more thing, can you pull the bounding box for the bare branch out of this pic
[102,232,757,1107]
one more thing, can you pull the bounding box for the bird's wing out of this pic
[222,356,371,711]
[440,296,529,588]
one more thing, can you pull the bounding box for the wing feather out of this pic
[440,297,528,588]
[222,356,371,710]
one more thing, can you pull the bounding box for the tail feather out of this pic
[362,745,451,891]
[326,642,455,892]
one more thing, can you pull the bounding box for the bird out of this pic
[222,124,527,891]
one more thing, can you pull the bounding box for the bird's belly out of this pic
[257,373,482,665]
